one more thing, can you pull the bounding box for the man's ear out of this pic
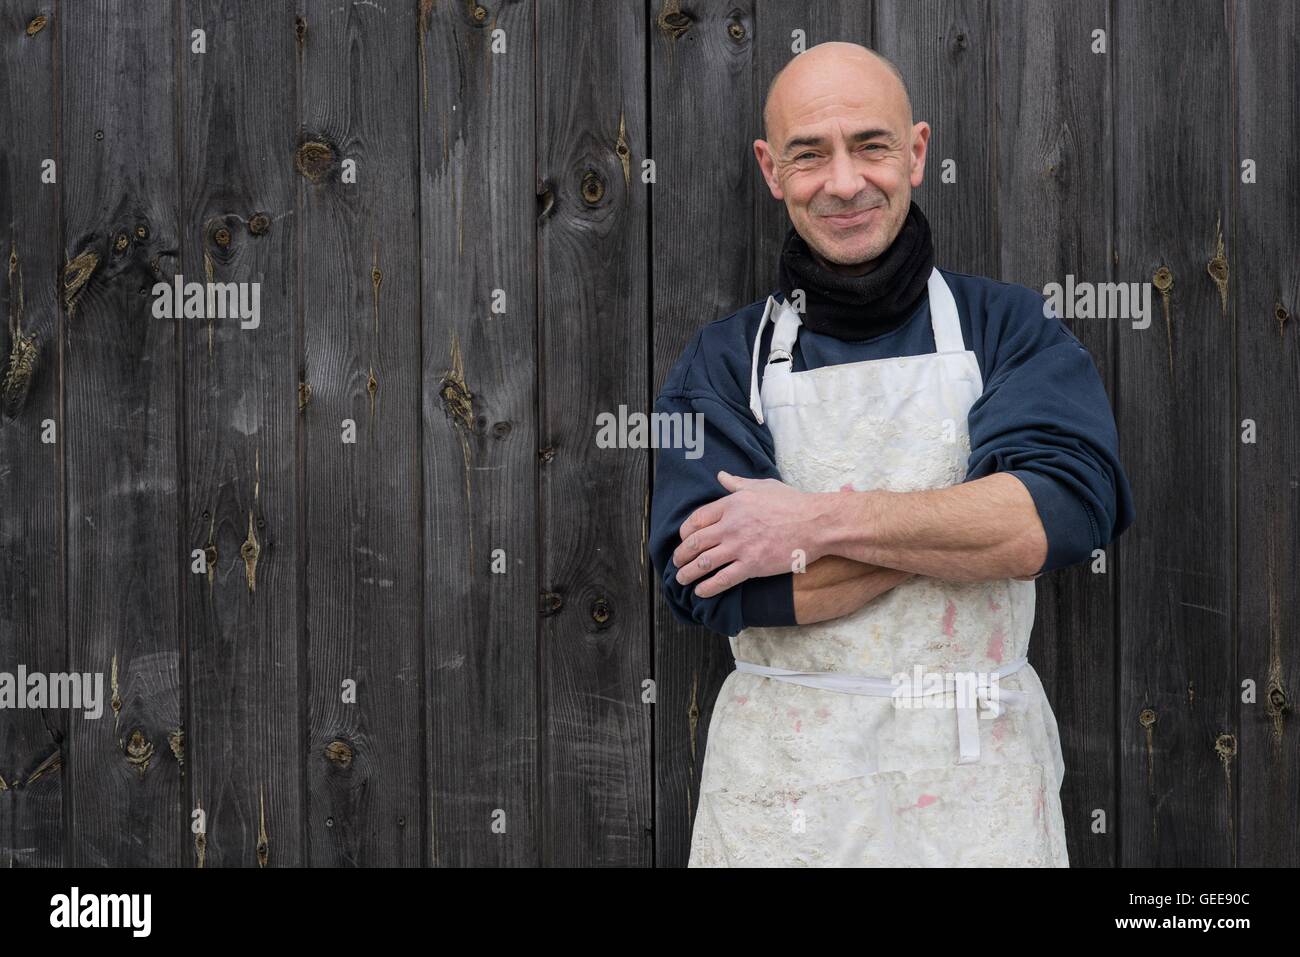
[753,139,784,200]
[909,121,931,189]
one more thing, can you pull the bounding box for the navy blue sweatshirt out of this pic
[649,267,1135,638]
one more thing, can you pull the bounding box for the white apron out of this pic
[687,268,1069,867]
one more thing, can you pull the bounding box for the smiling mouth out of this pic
[821,207,878,226]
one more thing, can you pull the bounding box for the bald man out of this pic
[649,43,1133,866]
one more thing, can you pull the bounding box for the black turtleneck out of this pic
[776,200,935,341]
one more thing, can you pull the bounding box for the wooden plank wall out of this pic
[0,0,1294,868]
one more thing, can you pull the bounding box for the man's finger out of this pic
[693,559,750,598]
[717,470,751,492]
[675,543,734,587]
[673,521,724,569]
[678,499,725,543]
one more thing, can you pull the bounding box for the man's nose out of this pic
[821,146,866,202]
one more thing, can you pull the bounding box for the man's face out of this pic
[755,53,930,272]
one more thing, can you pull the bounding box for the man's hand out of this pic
[672,470,834,599]
[794,556,915,623]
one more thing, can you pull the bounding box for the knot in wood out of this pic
[659,10,691,39]
[581,170,604,204]
[125,730,155,774]
[295,141,334,183]
[325,739,353,769]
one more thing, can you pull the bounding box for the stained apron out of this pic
[687,267,1069,867]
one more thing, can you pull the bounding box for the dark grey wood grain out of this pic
[1234,0,1299,867]
[299,0,423,867]
[994,0,1118,868]
[1114,0,1235,866]
[537,0,652,866]
[419,0,540,866]
[178,0,302,867]
[61,0,184,866]
[0,1,64,867]
[650,0,759,868]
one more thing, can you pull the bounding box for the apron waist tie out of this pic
[731,656,1032,765]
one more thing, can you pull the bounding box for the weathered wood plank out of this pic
[0,1,64,867]
[650,0,758,868]
[537,0,651,866]
[61,0,183,866]
[1114,0,1235,866]
[1235,0,1299,867]
[994,0,1117,868]
[178,0,302,868]
[300,0,423,867]
[419,0,539,866]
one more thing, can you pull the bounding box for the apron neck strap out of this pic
[748,297,803,425]
[748,296,776,424]
[927,267,965,353]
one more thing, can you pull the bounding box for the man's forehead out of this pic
[772,99,910,153]
[763,46,912,141]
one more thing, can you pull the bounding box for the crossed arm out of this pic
[671,470,1047,625]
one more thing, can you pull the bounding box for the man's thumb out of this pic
[718,470,745,491]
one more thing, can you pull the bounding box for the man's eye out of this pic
[795,152,816,161]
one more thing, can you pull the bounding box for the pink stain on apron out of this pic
[942,600,957,637]
[986,623,1005,660]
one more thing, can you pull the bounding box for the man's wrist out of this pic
[814,488,886,563]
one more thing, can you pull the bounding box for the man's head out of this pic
[755,42,930,275]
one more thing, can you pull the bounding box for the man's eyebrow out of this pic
[782,128,894,155]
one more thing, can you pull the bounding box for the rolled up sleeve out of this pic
[650,349,796,636]
[965,294,1135,573]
